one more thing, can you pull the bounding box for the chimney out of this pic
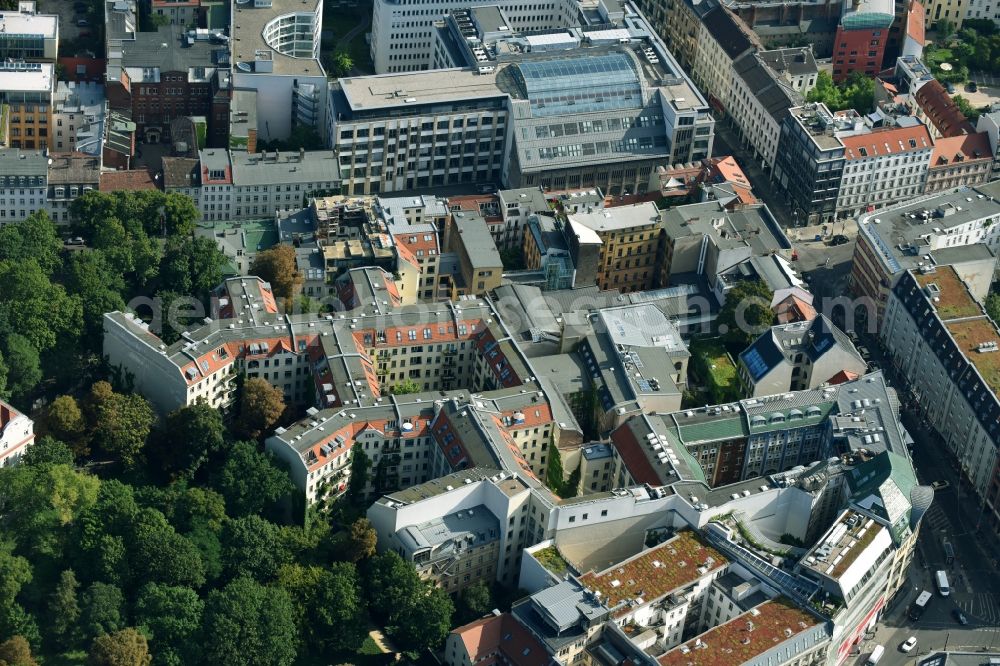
[299,147,305,162]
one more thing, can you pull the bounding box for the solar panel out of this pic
[742,348,770,380]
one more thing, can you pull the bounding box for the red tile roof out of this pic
[825,369,860,385]
[774,295,817,324]
[841,125,932,160]
[906,0,925,46]
[99,169,158,192]
[929,132,993,166]
[916,80,976,138]
[611,420,663,486]
[451,613,550,666]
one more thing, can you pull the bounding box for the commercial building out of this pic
[230,0,327,142]
[773,104,847,225]
[831,0,893,81]
[882,264,1000,536]
[739,315,867,397]
[105,1,231,146]
[369,0,580,74]
[330,1,714,197]
[849,183,1000,323]
[151,0,201,26]
[0,400,34,467]
[0,148,47,224]
[0,60,54,150]
[0,1,58,61]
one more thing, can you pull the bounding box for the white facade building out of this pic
[729,52,802,173]
[370,0,581,74]
[0,400,34,467]
[0,149,47,224]
[836,124,934,217]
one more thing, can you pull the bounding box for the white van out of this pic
[866,645,885,665]
[936,570,951,596]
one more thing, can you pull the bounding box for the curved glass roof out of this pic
[511,53,643,117]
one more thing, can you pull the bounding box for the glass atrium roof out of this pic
[511,52,643,117]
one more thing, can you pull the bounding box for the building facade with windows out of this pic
[835,124,933,218]
[773,104,847,225]
[0,1,58,61]
[0,400,34,467]
[0,149,47,224]
[0,61,54,150]
[831,0,893,82]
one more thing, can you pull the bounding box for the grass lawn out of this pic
[690,338,741,402]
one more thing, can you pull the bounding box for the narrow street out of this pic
[712,118,793,228]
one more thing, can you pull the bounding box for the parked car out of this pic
[858,346,871,359]
[953,608,969,625]
[967,81,979,92]
[932,480,951,491]
[900,637,917,653]
[76,18,90,26]
[830,234,850,246]
[946,82,956,94]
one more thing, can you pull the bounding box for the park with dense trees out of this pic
[0,190,463,665]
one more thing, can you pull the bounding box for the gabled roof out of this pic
[451,613,552,666]
[701,6,758,62]
[100,168,157,192]
[915,80,975,137]
[929,132,992,167]
[840,124,932,160]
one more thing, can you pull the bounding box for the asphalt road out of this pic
[840,336,1000,665]
[711,120,795,228]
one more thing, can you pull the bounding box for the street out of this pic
[840,333,1000,665]
[712,119,794,228]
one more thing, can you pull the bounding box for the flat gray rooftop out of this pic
[231,0,324,77]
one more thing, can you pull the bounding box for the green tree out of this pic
[87,628,151,666]
[0,635,37,666]
[332,51,353,77]
[80,583,125,641]
[48,569,81,644]
[0,542,32,637]
[842,71,875,113]
[64,252,127,344]
[277,562,367,655]
[0,210,63,275]
[986,291,1000,323]
[363,551,422,622]
[162,193,200,238]
[150,403,225,480]
[952,94,982,122]
[221,515,292,581]
[43,395,87,446]
[128,508,206,589]
[158,236,225,298]
[0,260,83,353]
[134,583,204,666]
[21,436,74,467]
[389,584,454,652]
[2,335,41,402]
[212,441,294,518]
[938,18,955,39]
[237,378,285,441]
[718,279,774,347]
[89,382,155,468]
[336,518,377,562]
[389,379,421,394]
[201,577,297,666]
[805,71,843,109]
[456,581,493,623]
[249,245,302,302]
[346,447,371,504]
[545,446,565,493]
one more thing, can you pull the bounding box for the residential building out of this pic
[773,104,847,225]
[925,132,993,193]
[738,315,867,397]
[729,51,805,174]
[0,1,58,61]
[498,187,550,250]
[901,0,926,60]
[523,215,576,291]
[758,47,820,94]
[99,168,158,192]
[369,0,579,74]
[660,200,793,301]
[331,2,714,196]
[51,81,106,155]
[0,148,47,224]
[151,0,201,26]
[566,203,662,293]
[975,110,1000,180]
[46,154,100,224]
[849,183,1000,323]
[377,195,448,300]
[230,0,327,142]
[444,211,504,298]
[0,400,34,467]
[831,0,893,81]
[914,80,975,139]
[578,443,614,494]
[773,286,818,324]
[0,60,54,150]
[882,264,1000,536]
[966,0,1000,20]
[925,0,968,27]
[229,150,340,220]
[444,612,551,666]
[689,3,759,113]
[835,123,933,218]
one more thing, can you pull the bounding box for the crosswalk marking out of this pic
[957,593,1000,624]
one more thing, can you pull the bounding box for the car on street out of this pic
[858,346,871,359]
[76,18,89,26]
[900,637,917,653]
[932,480,950,491]
[953,608,969,625]
[829,234,850,246]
